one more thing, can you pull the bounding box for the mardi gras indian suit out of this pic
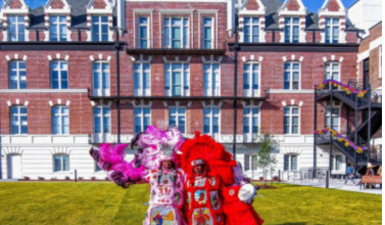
[181,132,264,225]
[90,126,187,225]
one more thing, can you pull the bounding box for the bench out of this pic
[360,176,382,189]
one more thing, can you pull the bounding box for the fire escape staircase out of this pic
[315,81,382,167]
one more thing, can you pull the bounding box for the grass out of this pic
[0,182,381,225]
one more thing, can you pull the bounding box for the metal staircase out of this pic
[314,81,382,172]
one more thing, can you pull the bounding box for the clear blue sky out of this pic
[1,0,359,12]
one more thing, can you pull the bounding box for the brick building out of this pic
[0,0,373,180]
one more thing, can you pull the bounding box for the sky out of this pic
[1,0,359,12]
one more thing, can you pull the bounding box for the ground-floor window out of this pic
[53,154,69,172]
[284,154,297,171]
[244,155,258,171]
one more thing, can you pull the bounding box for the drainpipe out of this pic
[232,25,239,161]
[115,29,121,144]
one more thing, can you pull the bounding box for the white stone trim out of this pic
[91,100,112,107]
[5,54,28,61]
[48,99,70,106]
[201,55,223,63]
[130,54,153,63]
[242,55,263,62]
[6,99,28,106]
[162,56,192,63]
[281,101,287,107]
[51,146,71,155]
[241,100,263,108]
[322,55,344,62]
[282,99,304,107]
[267,89,314,94]
[89,54,112,62]
[2,146,23,155]
[322,100,343,108]
[369,37,382,51]
[131,99,152,107]
[201,100,223,108]
[278,0,307,16]
[318,0,346,16]
[47,54,70,61]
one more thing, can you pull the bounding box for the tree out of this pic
[255,132,278,184]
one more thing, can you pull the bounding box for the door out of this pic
[363,58,370,89]
[7,154,22,179]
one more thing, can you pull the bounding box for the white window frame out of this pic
[203,63,220,96]
[52,105,69,135]
[8,15,25,42]
[134,107,151,134]
[164,62,190,97]
[284,61,301,90]
[202,17,214,49]
[284,17,299,43]
[138,16,149,49]
[325,17,339,44]
[51,61,68,89]
[243,17,260,43]
[93,106,111,134]
[49,15,67,42]
[163,17,189,49]
[243,62,261,97]
[91,15,109,42]
[331,154,343,171]
[324,107,340,131]
[284,154,298,171]
[53,154,70,172]
[244,154,258,171]
[284,106,300,135]
[169,106,186,134]
[243,107,260,142]
[92,61,110,96]
[134,62,151,96]
[203,107,220,139]
[10,106,28,135]
[324,62,340,89]
[9,60,26,89]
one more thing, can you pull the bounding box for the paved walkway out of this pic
[287,179,382,195]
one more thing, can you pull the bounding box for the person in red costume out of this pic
[181,132,264,225]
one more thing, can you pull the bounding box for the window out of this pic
[324,62,340,89]
[52,106,69,135]
[164,18,189,49]
[243,63,260,96]
[284,107,299,134]
[203,107,219,137]
[284,154,297,171]
[91,16,109,42]
[10,106,27,135]
[164,63,189,96]
[325,108,340,131]
[203,63,220,96]
[284,17,299,43]
[284,62,300,90]
[203,18,213,49]
[51,61,68,89]
[243,108,260,135]
[138,17,149,48]
[325,18,339,44]
[169,107,186,134]
[243,17,259,43]
[331,155,343,170]
[93,107,111,134]
[93,61,110,96]
[9,61,26,89]
[134,63,150,96]
[244,155,258,171]
[134,107,151,134]
[8,15,25,42]
[54,154,69,172]
[50,16,67,41]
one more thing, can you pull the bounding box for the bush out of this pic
[65,176,71,181]
[23,176,30,181]
[38,177,45,181]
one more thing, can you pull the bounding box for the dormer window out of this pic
[325,18,339,44]
[243,17,259,43]
[50,16,67,42]
[92,16,109,42]
[284,17,299,43]
[8,15,25,42]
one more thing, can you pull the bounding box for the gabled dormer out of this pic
[278,0,307,43]
[1,0,30,41]
[86,0,114,42]
[318,0,347,43]
[238,0,266,43]
[44,0,71,42]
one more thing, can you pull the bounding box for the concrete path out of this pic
[287,179,382,195]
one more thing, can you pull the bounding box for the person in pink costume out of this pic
[90,126,187,225]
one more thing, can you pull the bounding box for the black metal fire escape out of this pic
[314,80,382,174]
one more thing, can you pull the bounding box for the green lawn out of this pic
[0,182,381,225]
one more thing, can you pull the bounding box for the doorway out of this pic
[7,154,22,179]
